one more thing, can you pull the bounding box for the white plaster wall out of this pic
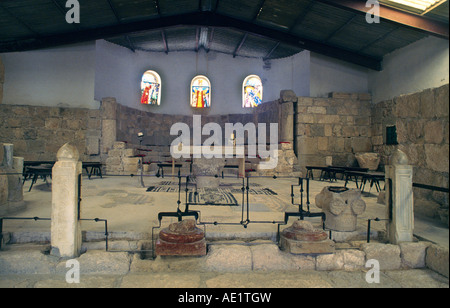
[1,42,99,109]
[369,36,449,104]
[309,52,369,98]
[94,40,310,115]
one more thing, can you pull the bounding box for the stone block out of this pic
[101,119,116,154]
[361,243,401,270]
[101,97,117,120]
[424,121,444,144]
[420,88,436,118]
[72,250,130,275]
[342,249,366,271]
[205,245,252,272]
[351,137,372,153]
[44,118,62,130]
[251,244,299,271]
[280,90,297,103]
[297,114,314,124]
[396,93,420,118]
[355,152,380,171]
[425,144,449,173]
[297,136,317,155]
[435,84,449,117]
[316,252,344,271]
[399,242,431,269]
[317,137,328,151]
[426,244,449,278]
[113,141,126,149]
[307,106,327,114]
[86,137,99,155]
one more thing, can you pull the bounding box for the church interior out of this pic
[0,0,449,288]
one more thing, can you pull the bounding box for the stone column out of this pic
[7,157,24,212]
[51,143,82,258]
[279,90,297,144]
[100,97,118,164]
[0,144,25,214]
[0,144,8,216]
[385,149,414,244]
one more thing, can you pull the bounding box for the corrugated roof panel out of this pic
[328,15,393,51]
[209,27,246,54]
[216,0,262,21]
[256,0,309,30]
[75,0,119,29]
[1,0,73,35]
[269,42,303,59]
[110,0,159,23]
[362,27,428,57]
[0,9,35,40]
[236,33,278,58]
[290,2,356,42]
[129,30,166,52]
[164,26,197,51]
[158,0,199,17]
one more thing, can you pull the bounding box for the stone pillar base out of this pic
[280,220,335,254]
[155,220,207,257]
[155,239,207,256]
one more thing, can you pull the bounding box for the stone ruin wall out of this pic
[294,92,373,171]
[0,104,101,163]
[371,84,449,226]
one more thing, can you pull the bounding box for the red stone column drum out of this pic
[155,220,206,256]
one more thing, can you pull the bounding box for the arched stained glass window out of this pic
[191,75,211,108]
[141,70,161,105]
[243,75,263,108]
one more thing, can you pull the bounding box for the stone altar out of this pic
[315,186,366,232]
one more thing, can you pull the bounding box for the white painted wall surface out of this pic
[2,43,98,109]
[94,40,310,115]
[309,52,369,98]
[369,36,449,104]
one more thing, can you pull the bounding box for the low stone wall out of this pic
[372,84,449,226]
[1,241,448,279]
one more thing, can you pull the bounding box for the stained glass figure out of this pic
[243,75,263,108]
[141,70,161,105]
[191,75,211,108]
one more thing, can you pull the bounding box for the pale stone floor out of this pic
[1,172,449,289]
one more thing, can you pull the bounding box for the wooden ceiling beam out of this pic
[315,0,448,39]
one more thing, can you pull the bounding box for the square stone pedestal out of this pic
[155,239,207,256]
